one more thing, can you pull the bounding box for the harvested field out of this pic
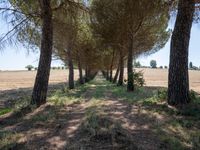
[0,69,200,93]
[0,70,79,91]
[134,68,200,93]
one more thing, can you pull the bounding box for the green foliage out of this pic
[124,70,145,88]
[91,0,170,71]
[0,108,12,116]
[157,89,167,100]
[14,96,31,110]
[189,90,197,101]
[150,60,157,68]
[133,61,141,68]
[0,131,22,150]
[1,76,200,149]
[191,132,200,148]
[31,108,56,123]
[189,62,193,69]
[49,83,89,105]
[133,71,145,87]
[178,105,200,118]
[189,62,199,70]
[25,65,34,71]
[142,97,160,106]
[160,135,184,150]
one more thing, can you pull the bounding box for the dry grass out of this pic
[0,76,199,150]
[0,70,79,91]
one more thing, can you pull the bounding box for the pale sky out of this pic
[0,17,200,70]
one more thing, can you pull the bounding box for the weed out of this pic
[157,89,167,100]
[0,108,12,116]
[0,131,22,150]
[160,135,185,150]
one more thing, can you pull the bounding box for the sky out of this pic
[0,17,200,70]
[138,22,200,68]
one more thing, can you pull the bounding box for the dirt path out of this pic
[0,76,167,150]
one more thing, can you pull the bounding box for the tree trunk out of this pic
[127,38,134,91]
[85,67,91,82]
[31,0,53,107]
[113,64,120,83]
[168,0,195,106]
[109,50,115,82]
[77,56,84,84]
[106,69,109,80]
[117,51,124,86]
[68,47,74,89]
[109,69,113,82]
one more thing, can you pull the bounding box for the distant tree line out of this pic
[1,0,200,108]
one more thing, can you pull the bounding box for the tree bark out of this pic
[109,50,115,82]
[168,0,195,106]
[106,69,109,80]
[85,66,91,82]
[67,46,74,89]
[127,38,134,91]
[109,69,113,82]
[117,50,124,86]
[113,64,120,83]
[77,56,84,84]
[31,0,53,107]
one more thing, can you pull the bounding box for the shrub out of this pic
[124,71,145,87]
[157,89,167,100]
[133,70,145,87]
[190,90,197,101]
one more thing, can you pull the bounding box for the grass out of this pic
[0,108,12,116]
[1,76,200,149]
[48,82,90,105]
[111,86,156,103]
[0,131,23,150]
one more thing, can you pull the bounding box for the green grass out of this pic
[48,82,90,105]
[1,76,200,150]
[110,85,158,104]
[0,108,12,116]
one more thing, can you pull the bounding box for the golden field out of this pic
[0,69,200,93]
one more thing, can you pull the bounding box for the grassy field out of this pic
[0,70,200,149]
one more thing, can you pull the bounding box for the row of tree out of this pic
[0,0,199,107]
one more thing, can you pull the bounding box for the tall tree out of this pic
[32,0,53,106]
[91,0,170,89]
[168,0,195,106]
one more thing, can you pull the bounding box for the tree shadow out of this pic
[1,77,199,149]
[0,82,68,109]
